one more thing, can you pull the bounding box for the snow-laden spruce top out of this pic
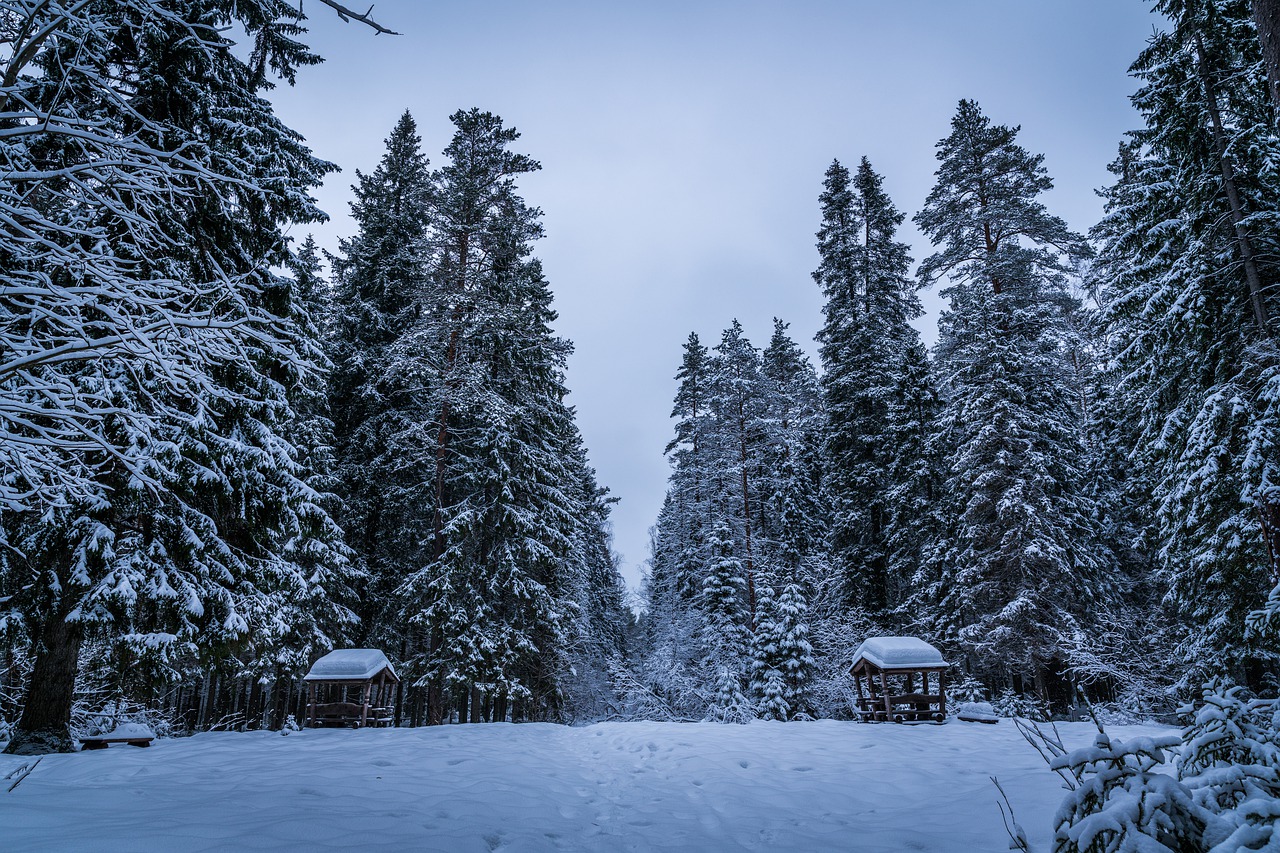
[852,637,947,670]
[303,649,397,682]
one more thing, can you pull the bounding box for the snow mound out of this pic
[957,702,999,723]
[302,649,396,682]
[105,722,155,739]
[852,636,947,670]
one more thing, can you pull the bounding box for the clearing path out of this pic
[0,719,1170,852]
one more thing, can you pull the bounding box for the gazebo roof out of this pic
[851,636,947,671]
[303,648,399,683]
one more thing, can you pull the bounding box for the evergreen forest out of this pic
[4,10,1280,846]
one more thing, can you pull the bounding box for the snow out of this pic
[851,636,947,670]
[957,702,999,723]
[101,722,155,739]
[0,719,1173,852]
[303,648,397,682]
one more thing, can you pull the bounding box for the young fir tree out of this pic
[813,158,926,612]
[701,521,750,684]
[1097,0,1280,685]
[749,582,814,718]
[2,1,351,753]
[912,100,1103,700]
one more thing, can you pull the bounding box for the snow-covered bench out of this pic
[80,723,155,749]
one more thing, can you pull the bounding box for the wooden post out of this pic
[361,683,369,728]
[879,669,891,719]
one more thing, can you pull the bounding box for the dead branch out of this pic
[313,1,399,35]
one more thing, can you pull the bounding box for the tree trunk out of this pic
[737,402,756,628]
[470,684,482,723]
[394,636,407,727]
[494,693,508,723]
[1254,0,1280,114]
[1193,27,1271,334]
[4,613,82,755]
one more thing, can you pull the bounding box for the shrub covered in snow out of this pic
[1026,683,1280,852]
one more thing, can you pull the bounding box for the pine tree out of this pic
[912,100,1102,699]
[759,319,825,580]
[640,333,722,716]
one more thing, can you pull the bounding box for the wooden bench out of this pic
[80,735,154,750]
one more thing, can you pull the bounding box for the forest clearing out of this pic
[0,720,1174,853]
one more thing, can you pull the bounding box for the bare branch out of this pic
[313,0,399,35]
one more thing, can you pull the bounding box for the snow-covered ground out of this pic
[1,719,1171,852]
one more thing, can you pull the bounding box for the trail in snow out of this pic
[0,719,1172,852]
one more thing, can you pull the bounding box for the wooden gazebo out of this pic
[850,636,948,724]
[302,649,399,728]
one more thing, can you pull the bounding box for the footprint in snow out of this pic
[446,758,466,766]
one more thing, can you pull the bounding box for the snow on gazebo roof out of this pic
[303,648,398,683]
[851,636,947,671]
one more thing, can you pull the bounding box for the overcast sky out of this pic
[268,1,1162,593]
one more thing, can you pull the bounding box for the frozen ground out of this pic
[0,719,1171,852]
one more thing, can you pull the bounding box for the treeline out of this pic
[634,0,1280,723]
[0,3,627,754]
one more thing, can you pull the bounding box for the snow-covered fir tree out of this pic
[814,158,928,612]
[391,109,624,725]
[1096,0,1280,687]
[1,1,354,753]
[326,110,435,673]
[912,100,1105,702]
[708,320,769,627]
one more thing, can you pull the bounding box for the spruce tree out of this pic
[398,109,591,724]
[327,111,434,660]
[2,1,350,753]
[814,158,926,611]
[1096,1,1280,683]
[709,321,767,626]
[759,319,825,580]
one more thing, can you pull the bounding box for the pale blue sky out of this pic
[270,1,1161,592]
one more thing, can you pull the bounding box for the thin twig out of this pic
[992,776,1032,852]
[6,757,42,793]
